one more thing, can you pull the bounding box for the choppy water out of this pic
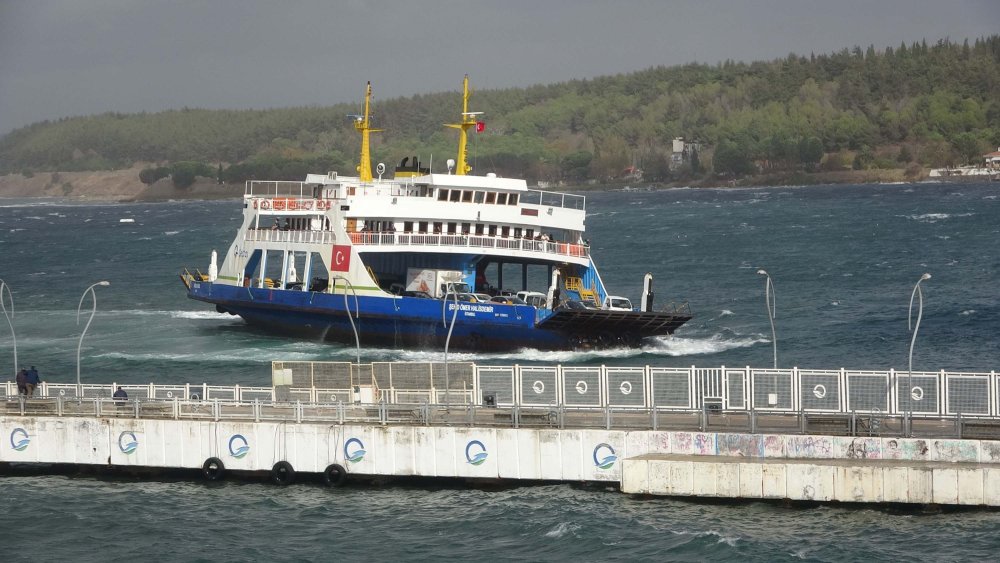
[1,181,999,560]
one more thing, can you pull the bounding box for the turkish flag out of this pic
[331,245,352,272]
[476,121,485,133]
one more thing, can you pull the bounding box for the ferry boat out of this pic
[181,77,692,351]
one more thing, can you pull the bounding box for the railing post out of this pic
[296,400,302,424]
[213,399,220,422]
[254,398,261,423]
[134,398,140,419]
[56,395,63,417]
[173,397,179,420]
[95,398,102,418]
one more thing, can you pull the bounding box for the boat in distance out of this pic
[181,77,692,351]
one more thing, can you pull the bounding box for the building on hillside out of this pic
[670,137,702,170]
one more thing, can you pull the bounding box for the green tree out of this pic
[713,140,754,176]
[951,132,983,164]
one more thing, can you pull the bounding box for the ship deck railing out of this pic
[348,232,590,259]
[244,180,587,212]
[244,229,337,245]
[4,364,1000,437]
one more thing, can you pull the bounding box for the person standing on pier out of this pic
[25,366,40,397]
[15,368,27,396]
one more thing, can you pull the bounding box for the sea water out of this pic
[0,182,998,560]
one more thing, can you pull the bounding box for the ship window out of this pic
[348,187,356,196]
[433,222,443,233]
[462,222,471,234]
[513,227,522,238]
[485,192,496,204]
[475,224,484,235]
[462,190,473,203]
[526,228,534,239]
[438,189,449,201]
[404,221,413,233]
[474,191,485,204]
[419,221,428,233]
[488,224,497,236]
[508,194,519,205]
[448,222,457,234]
[450,190,461,202]
[496,193,508,205]
[501,226,510,238]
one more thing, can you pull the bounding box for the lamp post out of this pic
[441,284,460,410]
[76,281,110,393]
[0,279,16,378]
[757,269,777,369]
[906,273,931,436]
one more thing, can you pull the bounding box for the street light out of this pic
[757,269,777,369]
[76,281,110,393]
[905,273,931,435]
[0,279,16,378]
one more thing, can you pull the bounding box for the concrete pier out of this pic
[4,411,1000,505]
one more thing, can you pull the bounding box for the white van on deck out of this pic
[603,296,633,311]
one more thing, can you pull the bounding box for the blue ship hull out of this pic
[187,281,571,351]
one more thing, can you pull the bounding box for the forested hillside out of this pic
[1,36,998,185]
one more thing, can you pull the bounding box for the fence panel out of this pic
[477,366,515,406]
[945,374,991,416]
[725,369,748,410]
[895,373,941,415]
[846,372,890,413]
[799,370,842,412]
[561,367,602,407]
[607,367,646,408]
[519,367,558,406]
[649,368,693,409]
[751,369,795,410]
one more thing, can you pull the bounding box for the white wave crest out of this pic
[959,309,976,316]
[719,309,734,317]
[644,333,768,356]
[544,522,579,538]
[905,212,973,223]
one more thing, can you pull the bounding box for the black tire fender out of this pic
[202,457,226,481]
[323,463,348,487]
[271,460,295,486]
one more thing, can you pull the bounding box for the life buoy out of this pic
[302,200,313,210]
[323,463,348,487]
[271,460,295,486]
[260,200,271,210]
[252,200,258,209]
[202,457,226,481]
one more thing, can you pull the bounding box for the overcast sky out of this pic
[0,0,997,136]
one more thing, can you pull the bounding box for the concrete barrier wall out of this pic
[4,416,1000,505]
[0,416,626,482]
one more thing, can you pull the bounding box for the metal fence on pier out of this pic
[3,363,999,438]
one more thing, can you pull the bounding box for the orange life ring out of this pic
[252,200,258,209]
[260,200,271,210]
[302,200,313,210]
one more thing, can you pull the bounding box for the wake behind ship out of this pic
[181,77,691,351]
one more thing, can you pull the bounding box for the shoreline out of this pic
[0,167,984,203]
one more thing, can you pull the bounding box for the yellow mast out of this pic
[444,75,479,175]
[354,81,382,182]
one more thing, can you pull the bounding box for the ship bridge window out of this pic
[474,191,485,204]
[461,222,471,234]
[404,221,414,233]
[433,222,443,233]
[508,194,519,205]
[525,228,534,239]
[488,224,497,236]
[449,190,461,202]
[419,221,428,233]
[501,226,510,238]
[513,227,522,238]
[485,192,496,204]
[448,222,457,234]
[462,190,473,202]
[496,193,508,205]
[438,189,449,201]
[475,224,484,235]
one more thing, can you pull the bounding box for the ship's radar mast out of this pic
[445,75,482,176]
[354,81,383,182]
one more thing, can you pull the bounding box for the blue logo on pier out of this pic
[229,434,250,458]
[344,438,366,463]
[465,440,488,466]
[593,443,617,470]
[118,431,138,454]
[10,428,29,451]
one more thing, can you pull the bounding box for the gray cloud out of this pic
[0,0,997,135]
